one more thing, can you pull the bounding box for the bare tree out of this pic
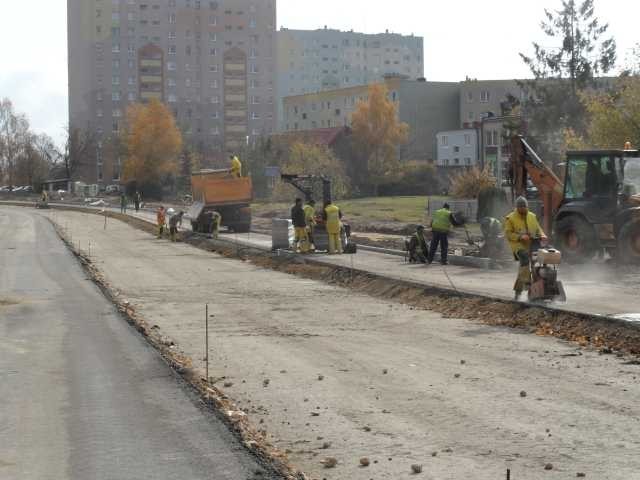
[0,98,31,186]
[62,124,98,180]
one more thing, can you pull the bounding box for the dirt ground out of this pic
[35,208,640,480]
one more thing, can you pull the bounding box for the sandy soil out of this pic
[35,208,640,480]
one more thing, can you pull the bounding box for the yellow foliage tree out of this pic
[122,99,182,186]
[450,166,496,199]
[272,141,350,202]
[565,77,640,150]
[351,83,409,195]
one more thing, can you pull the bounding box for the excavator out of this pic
[510,135,640,264]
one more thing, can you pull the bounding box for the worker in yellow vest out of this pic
[304,199,317,251]
[230,154,242,178]
[504,196,547,300]
[323,200,343,254]
[428,203,461,265]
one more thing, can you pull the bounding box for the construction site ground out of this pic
[19,205,640,480]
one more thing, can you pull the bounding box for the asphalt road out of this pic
[0,208,278,479]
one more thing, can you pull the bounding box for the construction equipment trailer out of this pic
[189,169,252,233]
[510,135,640,263]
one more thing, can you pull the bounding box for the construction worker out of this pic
[428,203,460,265]
[134,191,142,212]
[479,216,503,259]
[120,192,127,214]
[291,198,309,253]
[207,210,222,239]
[323,200,343,254]
[169,211,185,242]
[407,225,429,263]
[304,199,317,251]
[504,196,547,300]
[156,206,166,238]
[230,154,242,178]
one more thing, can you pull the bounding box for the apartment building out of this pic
[68,0,277,185]
[277,27,424,124]
[459,79,523,128]
[281,77,459,161]
[436,129,479,168]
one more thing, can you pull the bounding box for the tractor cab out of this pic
[555,148,640,261]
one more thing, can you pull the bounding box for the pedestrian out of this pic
[230,154,242,178]
[291,198,309,253]
[323,200,343,254]
[169,210,185,242]
[428,203,461,265]
[408,225,429,263]
[304,199,317,252]
[504,196,547,300]
[134,191,141,212]
[156,206,166,238]
[120,192,127,214]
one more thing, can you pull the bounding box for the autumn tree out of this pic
[121,99,182,194]
[565,77,640,150]
[351,84,409,195]
[273,141,351,202]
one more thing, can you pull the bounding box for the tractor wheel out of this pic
[617,221,640,264]
[554,216,598,264]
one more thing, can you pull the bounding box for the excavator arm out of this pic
[510,135,564,234]
[280,174,332,205]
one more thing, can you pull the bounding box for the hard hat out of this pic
[625,141,632,150]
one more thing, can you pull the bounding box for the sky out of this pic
[1,0,638,147]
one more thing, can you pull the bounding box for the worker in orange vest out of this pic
[156,206,166,238]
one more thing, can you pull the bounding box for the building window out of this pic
[168,13,176,23]
[209,64,218,72]
[112,91,121,101]
[112,76,120,85]
[464,134,471,145]
[453,146,460,153]
[128,92,136,101]
[210,80,218,89]
[480,91,490,103]
[466,91,473,103]
[211,95,219,104]
[168,94,177,103]
[97,108,103,118]
[468,112,474,121]
[465,158,472,165]
[210,126,219,135]
[168,45,176,55]
[251,112,260,119]
[441,135,448,146]
[167,62,176,71]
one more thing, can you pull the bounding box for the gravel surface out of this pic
[30,208,640,480]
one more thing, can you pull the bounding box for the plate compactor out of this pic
[528,246,567,303]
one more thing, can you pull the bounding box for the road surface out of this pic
[31,207,640,480]
[0,208,279,480]
[108,206,640,319]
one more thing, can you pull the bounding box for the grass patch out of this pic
[253,196,450,224]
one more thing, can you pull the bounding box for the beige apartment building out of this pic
[68,0,277,185]
[282,77,459,161]
[277,27,424,126]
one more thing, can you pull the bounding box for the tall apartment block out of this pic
[277,27,424,127]
[68,0,277,185]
